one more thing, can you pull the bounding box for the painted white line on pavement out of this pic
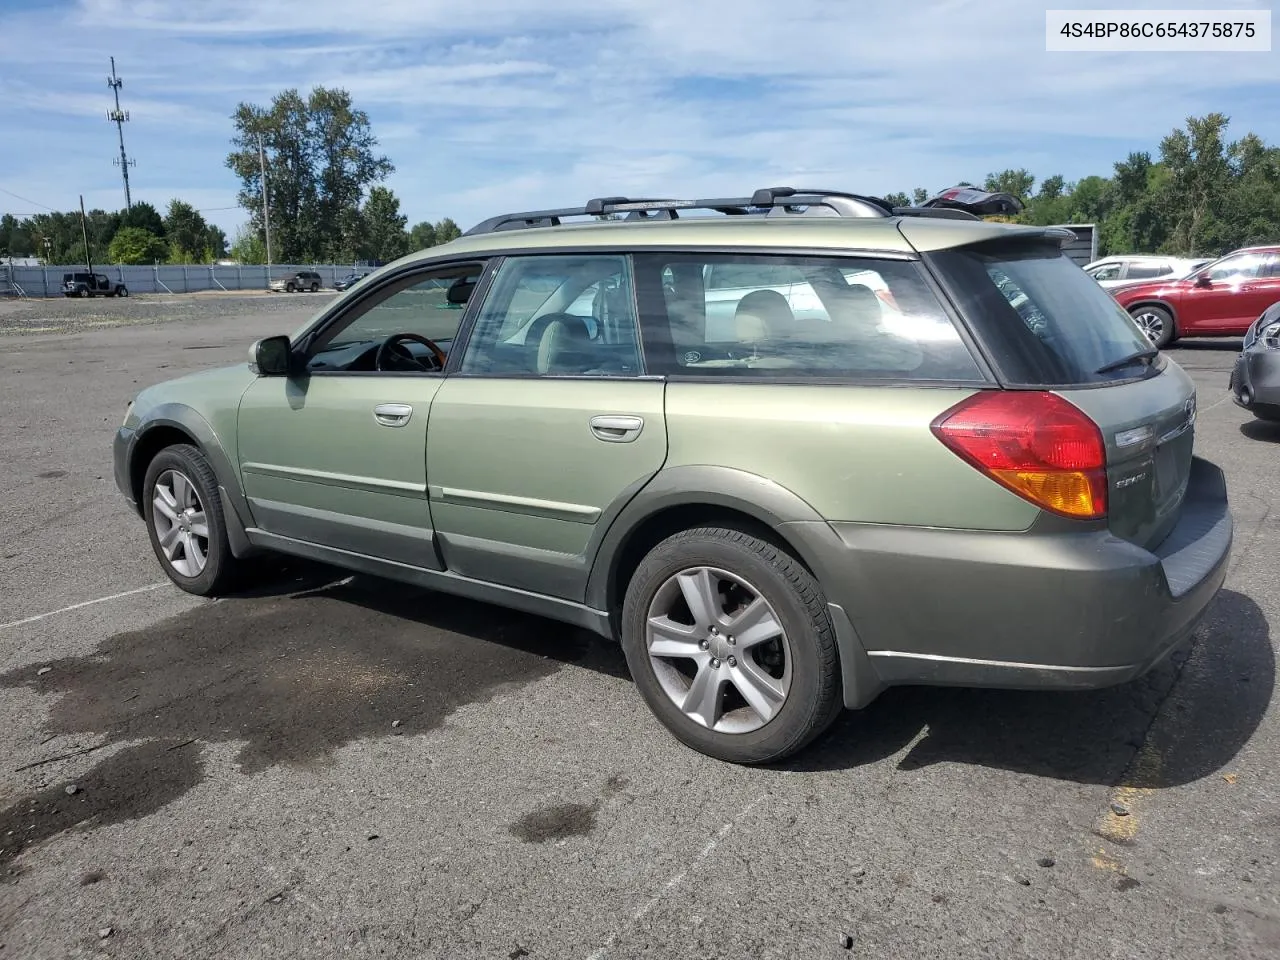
[586,795,765,960]
[0,582,171,631]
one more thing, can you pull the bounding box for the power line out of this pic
[0,186,55,211]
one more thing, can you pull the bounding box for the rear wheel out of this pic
[1130,305,1175,348]
[142,444,242,596]
[621,526,842,764]
[310,282,319,292]
[116,285,129,298]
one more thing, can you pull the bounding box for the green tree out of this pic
[204,225,229,260]
[108,226,169,264]
[912,187,930,205]
[229,225,266,264]
[226,86,394,262]
[408,220,437,251]
[1159,113,1231,256]
[359,186,408,261]
[121,201,165,237]
[881,191,911,209]
[163,200,211,262]
[434,217,461,244]
[984,168,1036,198]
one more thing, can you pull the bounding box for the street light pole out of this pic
[256,132,273,277]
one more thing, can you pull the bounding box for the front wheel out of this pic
[621,526,842,764]
[1130,305,1175,348]
[78,288,89,298]
[142,444,242,596]
[286,282,296,293]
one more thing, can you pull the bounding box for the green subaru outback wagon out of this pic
[114,188,1232,764]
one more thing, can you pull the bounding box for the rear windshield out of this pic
[929,242,1158,386]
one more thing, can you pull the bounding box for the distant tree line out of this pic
[1,200,229,265]
[881,114,1280,259]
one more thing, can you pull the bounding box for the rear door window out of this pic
[929,241,1159,386]
[637,254,983,381]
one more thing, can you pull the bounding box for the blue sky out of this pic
[1,0,1277,242]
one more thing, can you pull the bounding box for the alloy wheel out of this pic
[150,469,209,577]
[645,566,793,734]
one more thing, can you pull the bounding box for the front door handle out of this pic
[590,414,644,443]
[373,403,413,427]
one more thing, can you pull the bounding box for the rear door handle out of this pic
[589,415,644,443]
[373,403,413,427]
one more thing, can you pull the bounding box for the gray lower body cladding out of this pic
[1231,348,1280,414]
[799,456,1231,707]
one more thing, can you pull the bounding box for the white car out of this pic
[1084,255,1211,289]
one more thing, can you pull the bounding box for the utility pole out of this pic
[106,57,135,210]
[256,132,273,274]
[79,195,93,274]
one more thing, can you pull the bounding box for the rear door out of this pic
[425,253,666,601]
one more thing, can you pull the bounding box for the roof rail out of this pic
[462,186,988,235]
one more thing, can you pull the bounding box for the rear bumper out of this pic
[1231,349,1280,410]
[802,457,1232,706]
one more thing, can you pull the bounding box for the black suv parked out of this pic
[62,272,129,298]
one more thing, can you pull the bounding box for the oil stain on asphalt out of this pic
[0,563,623,863]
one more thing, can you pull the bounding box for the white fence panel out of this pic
[4,263,360,297]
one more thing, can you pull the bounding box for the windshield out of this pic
[929,241,1157,386]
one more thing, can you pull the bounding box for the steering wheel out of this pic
[374,333,447,372]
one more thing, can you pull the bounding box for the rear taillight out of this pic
[931,391,1107,520]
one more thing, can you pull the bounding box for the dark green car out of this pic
[113,189,1232,764]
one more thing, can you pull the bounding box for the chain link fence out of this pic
[2,262,364,298]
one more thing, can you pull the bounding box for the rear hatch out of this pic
[924,235,1196,550]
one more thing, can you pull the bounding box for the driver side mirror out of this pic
[249,335,293,376]
[1194,273,1212,288]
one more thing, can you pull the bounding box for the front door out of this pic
[236,262,486,569]
[426,253,667,601]
[1181,251,1280,334]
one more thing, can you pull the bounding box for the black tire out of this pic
[1130,305,1175,349]
[116,286,129,298]
[78,288,89,298]
[620,526,842,764]
[310,282,319,292]
[142,443,242,596]
[286,282,296,293]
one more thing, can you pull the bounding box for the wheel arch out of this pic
[129,404,256,558]
[586,464,884,710]
[588,466,833,625]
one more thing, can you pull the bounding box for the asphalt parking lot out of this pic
[0,293,1277,960]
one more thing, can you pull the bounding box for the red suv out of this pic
[1111,245,1280,347]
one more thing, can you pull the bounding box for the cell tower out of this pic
[105,57,135,210]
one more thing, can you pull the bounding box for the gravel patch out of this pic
[0,291,338,337]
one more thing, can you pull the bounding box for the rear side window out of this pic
[1125,263,1172,279]
[929,242,1156,386]
[637,253,983,381]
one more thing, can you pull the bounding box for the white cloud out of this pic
[2,0,1278,238]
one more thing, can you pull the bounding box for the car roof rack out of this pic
[462,186,983,235]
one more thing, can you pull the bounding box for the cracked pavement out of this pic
[0,301,1276,959]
